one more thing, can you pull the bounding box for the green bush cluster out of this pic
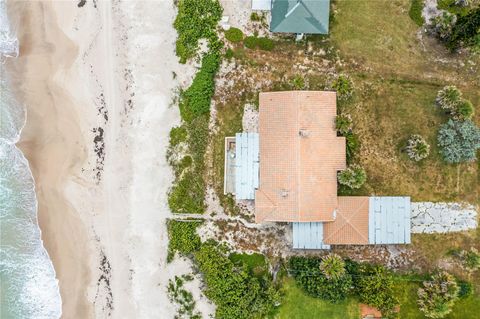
[289,256,352,303]
[289,257,399,316]
[335,110,359,163]
[409,0,425,26]
[345,132,361,163]
[224,27,244,43]
[180,53,221,122]
[244,36,275,51]
[338,164,367,189]
[352,263,399,317]
[461,247,480,271]
[417,271,459,318]
[437,119,480,163]
[168,115,209,214]
[174,0,223,63]
[431,1,480,51]
[447,7,480,50]
[167,220,203,262]
[169,0,223,216]
[432,12,457,40]
[195,241,280,319]
[332,74,354,101]
[169,126,188,146]
[435,86,475,120]
[335,114,353,135]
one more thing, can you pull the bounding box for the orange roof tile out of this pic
[255,91,346,222]
[323,197,370,245]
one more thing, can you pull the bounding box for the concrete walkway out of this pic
[411,202,478,234]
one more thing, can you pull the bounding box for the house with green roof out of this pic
[268,0,331,35]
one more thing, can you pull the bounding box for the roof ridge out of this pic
[255,189,277,208]
[324,197,369,244]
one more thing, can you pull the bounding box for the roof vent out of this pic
[280,189,289,198]
[299,129,309,137]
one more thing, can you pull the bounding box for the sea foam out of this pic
[0,1,62,318]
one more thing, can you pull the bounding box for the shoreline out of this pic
[8,1,208,318]
[9,1,94,317]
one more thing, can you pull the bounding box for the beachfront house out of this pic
[252,0,331,38]
[224,91,411,249]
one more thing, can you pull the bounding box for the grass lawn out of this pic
[275,278,359,319]
[329,0,479,205]
[448,293,480,319]
[394,280,424,318]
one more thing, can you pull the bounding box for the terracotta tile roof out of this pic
[255,91,346,222]
[323,196,370,245]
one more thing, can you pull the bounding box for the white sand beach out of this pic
[8,1,210,318]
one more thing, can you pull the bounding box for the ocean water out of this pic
[1,1,62,318]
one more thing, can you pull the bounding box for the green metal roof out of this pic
[270,0,330,34]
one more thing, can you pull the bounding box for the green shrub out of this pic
[436,85,462,112]
[345,131,360,162]
[453,99,475,120]
[195,241,280,319]
[289,256,353,303]
[332,74,354,100]
[167,275,201,318]
[447,7,480,50]
[406,134,430,161]
[409,0,425,26]
[319,254,347,280]
[244,36,257,49]
[169,126,188,146]
[174,0,223,63]
[180,53,221,122]
[290,75,305,89]
[437,119,480,163]
[338,164,366,189]
[225,48,234,59]
[250,12,261,21]
[461,247,480,271]
[355,264,398,317]
[224,27,244,43]
[457,280,473,299]
[417,271,459,318]
[244,36,275,51]
[168,115,209,215]
[257,37,275,51]
[167,220,203,261]
[168,171,206,214]
[432,11,457,41]
[335,114,353,135]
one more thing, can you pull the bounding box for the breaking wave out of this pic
[0,1,62,318]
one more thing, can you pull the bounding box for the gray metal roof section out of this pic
[235,133,259,199]
[252,0,272,11]
[292,222,331,249]
[369,197,411,244]
[270,0,330,34]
